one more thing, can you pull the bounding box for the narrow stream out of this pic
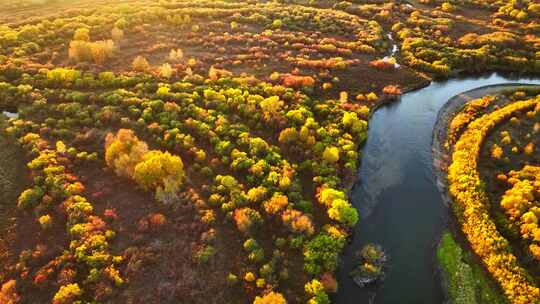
[382,34,400,68]
[334,73,540,304]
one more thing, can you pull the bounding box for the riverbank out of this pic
[431,84,540,304]
[436,231,506,304]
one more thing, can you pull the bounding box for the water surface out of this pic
[334,73,540,304]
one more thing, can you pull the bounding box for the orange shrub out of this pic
[263,193,289,215]
[281,74,315,89]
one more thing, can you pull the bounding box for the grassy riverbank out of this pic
[437,231,507,304]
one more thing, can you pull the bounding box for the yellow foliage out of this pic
[441,2,455,12]
[278,128,299,144]
[253,291,287,304]
[501,166,540,261]
[0,280,19,304]
[111,27,124,41]
[263,193,288,215]
[260,96,283,115]
[69,40,115,64]
[323,146,340,163]
[244,272,256,282]
[448,98,540,303]
[90,40,115,65]
[132,55,150,72]
[524,142,534,155]
[105,129,148,178]
[105,129,184,204]
[73,28,89,41]
[490,144,503,160]
[159,63,173,78]
[133,150,184,191]
[169,48,184,62]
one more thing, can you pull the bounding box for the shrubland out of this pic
[0,0,538,303]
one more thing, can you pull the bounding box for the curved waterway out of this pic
[334,73,540,304]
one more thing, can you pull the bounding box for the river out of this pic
[334,73,540,304]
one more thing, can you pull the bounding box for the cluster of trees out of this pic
[395,8,540,76]
[0,0,400,108]
[446,96,495,148]
[68,28,116,65]
[15,134,123,303]
[496,0,539,21]
[448,97,540,304]
[500,165,540,260]
[105,129,185,205]
[304,227,347,276]
[350,244,387,287]
[0,1,392,298]
[0,64,369,302]
[318,187,358,227]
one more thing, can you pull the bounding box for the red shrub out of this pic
[148,213,167,229]
[320,272,338,293]
[104,209,118,221]
[33,273,48,287]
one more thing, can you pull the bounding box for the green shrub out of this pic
[17,186,43,209]
[437,232,506,304]
[304,233,345,275]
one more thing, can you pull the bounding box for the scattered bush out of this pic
[132,56,150,72]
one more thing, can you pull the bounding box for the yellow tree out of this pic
[253,291,287,304]
[105,129,148,178]
[133,151,184,191]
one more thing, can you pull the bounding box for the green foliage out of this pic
[46,68,81,85]
[226,273,238,285]
[52,283,82,304]
[437,232,506,304]
[305,279,331,304]
[194,245,216,264]
[17,186,43,209]
[342,112,367,135]
[304,233,345,275]
[328,199,358,227]
[243,238,260,252]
